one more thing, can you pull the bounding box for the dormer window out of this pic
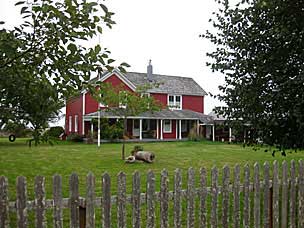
[168,95,182,110]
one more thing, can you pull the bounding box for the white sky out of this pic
[1,0,229,127]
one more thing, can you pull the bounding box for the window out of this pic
[168,95,182,110]
[74,115,78,132]
[69,116,72,132]
[163,120,172,133]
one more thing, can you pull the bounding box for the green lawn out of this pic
[0,138,303,227]
[0,137,302,199]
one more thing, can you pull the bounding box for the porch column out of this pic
[160,119,163,140]
[97,110,101,147]
[229,127,232,142]
[175,120,178,139]
[212,124,215,142]
[91,122,94,135]
[197,120,200,136]
[179,120,182,140]
[156,119,159,139]
[139,119,143,140]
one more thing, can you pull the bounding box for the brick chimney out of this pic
[147,60,153,81]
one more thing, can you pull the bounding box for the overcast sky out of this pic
[1,0,229,126]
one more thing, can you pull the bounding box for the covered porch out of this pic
[83,109,214,142]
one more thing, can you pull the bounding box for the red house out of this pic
[65,62,219,141]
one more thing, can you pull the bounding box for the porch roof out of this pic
[83,109,214,124]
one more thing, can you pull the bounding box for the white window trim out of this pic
[163,120,172,133]
[74,115,78,132]
[69,116,72,132]
[167,95,182,110]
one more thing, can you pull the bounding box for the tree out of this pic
[95,82,162,160]
[0,0,128,142]
[203,0,304,152]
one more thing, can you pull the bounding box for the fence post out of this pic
[299,160,304,227]
[53,175,63,228]
[272,161,279,228]
[211,166,218,228]
[281,161,288,228]
[69,173,80,228]
[160,169,169,228]
[290,160,296,228]
[233,165,240,228]
[263,162,270,228]
[187,167,195,228]
[0,176,9,228]
[117,172,127,228]
[243,164,250,228]
[132,171,141,228]
[199,167,207,228]
[254,163,260,228]
[222,165,230,228]
[102,172,111,228]
[146,170,155,228]
[34,176,46,228]
[174,169,182,228]
[85,172,95,228]
[16,176,27,228]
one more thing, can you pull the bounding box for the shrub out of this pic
[188,125,205,141]
[131,145,144,155]
[67,133,84,142]
[46,126,64,138]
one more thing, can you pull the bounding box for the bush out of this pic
[46,126,64,138]
[67,133,84,142]
[100,119,124,141]
[188,125,205,141]
[131,145,144,155]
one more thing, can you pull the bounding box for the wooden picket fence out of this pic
[1,160,304,227]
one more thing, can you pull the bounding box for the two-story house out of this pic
[65,62,217,141]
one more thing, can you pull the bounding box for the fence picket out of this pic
[132,171,141,228]
[289,160,296,228]
[187,168,195,228]
[53,175,63,228]
[146,170,155,228]
[243,164,250,228]
[263,162,270,228]
[281,161,288,228]
[86,172,95,228]
[199,167,207,228]
[117,172,126,228]
[0,176,9,228]
[160,169,169,228]
[299,160,304,228]
[174,168,182,228]
[272,161,279,228]
[233,165,240,228]
[211,166,218,228]
[69,173,79,228]
[254,163,260,228]
[34,176,46,228]
[16,176,27,228]
[102,173,111,228]
[222,165,230,228]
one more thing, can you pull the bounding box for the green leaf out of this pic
[67,43,77,53]
[20,6,28,14]
[120,62,130,67]
[15,1,25,6]
[100,4,108,13]
[97,26,102,34]
[107,59,115,64]
[0,21,4,25]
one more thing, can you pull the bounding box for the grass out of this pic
[0,137,303,227]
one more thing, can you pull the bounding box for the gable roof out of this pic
[91,70,208,96]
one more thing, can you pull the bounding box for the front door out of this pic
[133,119,140,137]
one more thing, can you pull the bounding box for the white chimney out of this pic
[147,60,153,81]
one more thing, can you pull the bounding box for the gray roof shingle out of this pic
[91,70,207,96]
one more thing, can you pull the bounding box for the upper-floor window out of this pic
[74,115,78,132]
[69,116,72,132]
[168,95,182,110]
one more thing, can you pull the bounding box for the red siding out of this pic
[182,95,204,113]
[85,93,98,114]
[65,95,83,135]
[151,93,167,108]
[103,74,133,92]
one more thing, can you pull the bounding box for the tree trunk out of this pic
[134,151,155,163]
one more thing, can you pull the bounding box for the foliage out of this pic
[0,0,128,144]
[100,119,124,141]
[67,133,84,142]
[94,83,162,159]
[45,126,65,138]
[203,0,304,151]
[2,122,32,137]
[131,145,144,155]
[188,125,204,141]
